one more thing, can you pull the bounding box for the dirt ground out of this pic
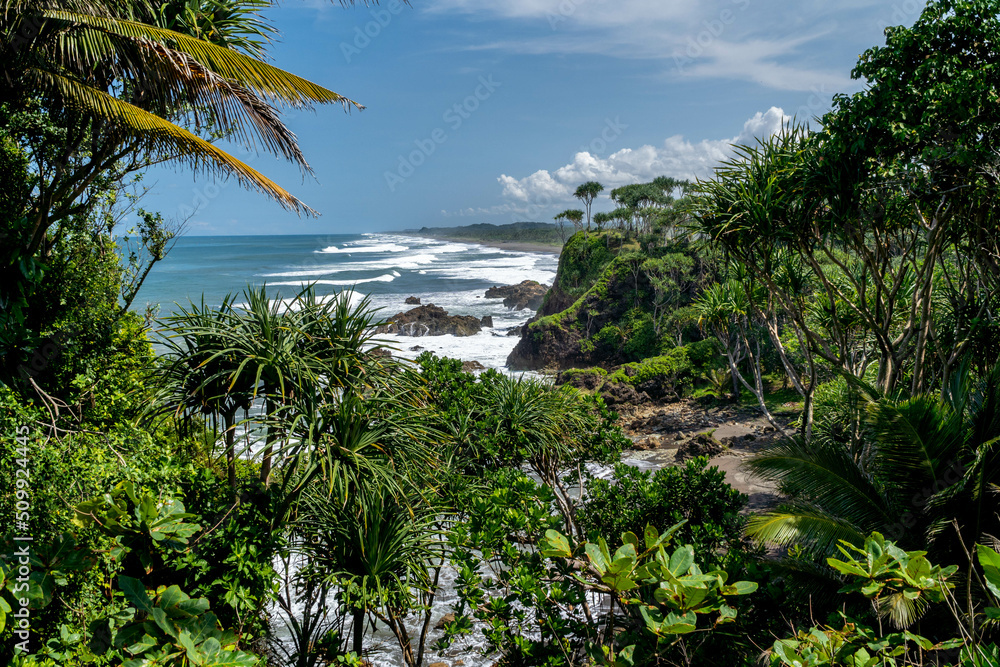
[613,399,793,513]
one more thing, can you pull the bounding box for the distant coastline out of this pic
[397,222,565,256]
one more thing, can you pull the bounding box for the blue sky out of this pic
[143,0,923,235]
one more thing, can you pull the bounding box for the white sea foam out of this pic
[233,290,361,313]
[425,242,471,253]
[260,254,439,278]
[424,254,556,286]
[269,273,397,287]
[316,243,409,254]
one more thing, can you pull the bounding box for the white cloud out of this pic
[425,0,875,92]
[497,107,787,206]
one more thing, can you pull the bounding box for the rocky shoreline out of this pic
[377,279,784,513]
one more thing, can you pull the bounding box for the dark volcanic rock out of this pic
[557,369,605,392]
[600,381,651,407]
[378,304,482,337]
[462,360,486,372]
[405,296,421,305]
[674,433,725,463]
[434,613,456,631]
[480,315,494,328]
[506,326,523,337]
[636,377,679,403]
[485,280,549,311]
[507,321,583,370]
[631,435,662,451]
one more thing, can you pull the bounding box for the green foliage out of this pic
[747,364,1000,579]
[554,229,619,296]
[827,533,957,630]
[114,577,258,667]
[539,522,758,665]
[770,534,970,667]
[577,458,749,567]
[606,345,704,396]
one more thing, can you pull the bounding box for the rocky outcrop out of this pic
[557,369,605,392]
[461,360,486,372]
[599,381,651,408]
[379,304,482,337]
[485,280,549,311]
[674,433,725,463]
[405,296,421,305]
[507,323,586,370]
[480,315,493,328]
[507,258,649,371]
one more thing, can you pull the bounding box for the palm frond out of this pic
[42,9,363,110]
[32,68,316,214]
[747,437,895,530]
[747,509,867,555]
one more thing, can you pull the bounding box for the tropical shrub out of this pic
[578,457,749,568]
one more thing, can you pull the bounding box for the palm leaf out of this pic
[867,396,967,493]
[32,68,315,214]
[42,9,362,110]
[747,437,895,531]
[747,509,867,555]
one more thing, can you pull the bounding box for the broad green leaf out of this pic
[539,530,572,559]
[158,585,188,612]
[119,576,154,614]
[622,532,639,552]
[586,542,609,575]
[667,546,694,577]
[977,544,1000,600]
[723,580,758,596]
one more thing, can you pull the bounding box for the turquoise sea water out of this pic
[139,232,558,369]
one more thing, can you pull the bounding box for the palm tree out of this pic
[573,181,604,232]
[747,364,1000,586]
[554,208,584,237]
[483,375,594,538]
[693,279,781,430]
[1,0,361,258]
[592,210,612,232]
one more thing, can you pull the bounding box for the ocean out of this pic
[139,232,559,370]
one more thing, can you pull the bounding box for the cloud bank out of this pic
[497,106,788,206]
[425,0,870,92]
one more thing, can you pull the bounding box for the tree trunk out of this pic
[223,408,238,503]
[353,608,364,657]
[259,397,277,485]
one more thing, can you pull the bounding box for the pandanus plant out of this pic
[155,294,255,499]
[155,284,411,497]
